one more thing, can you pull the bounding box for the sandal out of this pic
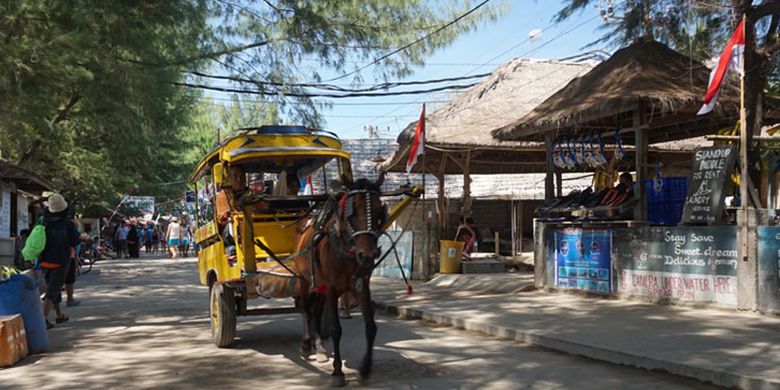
[55,315,69,324]
[66,300,81,307]
[46,320,54,330]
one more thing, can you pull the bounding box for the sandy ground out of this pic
[0,255,717,389]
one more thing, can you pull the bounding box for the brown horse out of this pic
[292,174,387,387]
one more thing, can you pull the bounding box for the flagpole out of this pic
[739,13,749,262]
[420,103,429,277]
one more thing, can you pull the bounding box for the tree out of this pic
[0,0,504,208]
[0,0,209,208]
[557,0,780,206]
[184,0,505,124]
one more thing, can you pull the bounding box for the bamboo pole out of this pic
[739,14,749,262]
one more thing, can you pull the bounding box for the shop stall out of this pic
[494,41,780,312]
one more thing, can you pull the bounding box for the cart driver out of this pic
[216,165,247,255]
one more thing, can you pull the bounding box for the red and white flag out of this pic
[698,20,745,115]
[406,104,426,173]
[303,176,313,195]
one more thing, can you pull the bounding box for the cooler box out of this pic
[0,314,28,367]
[439,240,464,274]
[0,274,48,353]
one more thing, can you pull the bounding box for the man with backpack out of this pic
[37,194,79,328]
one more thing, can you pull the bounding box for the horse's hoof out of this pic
[317,352,330,363]
[331,374,346,387]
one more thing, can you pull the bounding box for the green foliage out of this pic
[0,0,208,208]
[0,0,503,209]
[555,0,736,61]
[197,0,506,124]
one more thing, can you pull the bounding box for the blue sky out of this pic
[319,0,607,139]
[206,1,609,139]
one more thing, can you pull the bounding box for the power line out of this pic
[185,70,491,92]
[324,114,418,118]
[461,13,601,77]
[346,9,607,134]
[176,82,478,98]
[296,58,502,66]
[199,97,452,106]
[325,0,493,82]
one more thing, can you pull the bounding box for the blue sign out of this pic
[555,228,612,294]
[757,227,780,312]
[374,231,413,279]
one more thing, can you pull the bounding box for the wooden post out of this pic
[436,155,447,239]
[556,171,563,197]
[510,201,517,258]
[517,200,523,254]
[494,231,500,255]
[739,14,749,262]
[769,154,777,215]
[634,106,648,221]
[462,150,473,217]
[545,133,555,201]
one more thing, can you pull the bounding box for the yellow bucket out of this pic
[439,240,464,274]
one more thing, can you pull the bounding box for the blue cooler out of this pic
[0,274,49,353]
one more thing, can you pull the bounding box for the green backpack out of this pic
[22,219,46,262]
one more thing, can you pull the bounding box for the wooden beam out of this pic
[634,106,648,221]
[446,153,466,171]
[436,155,448,239]
[462,150,473,217]
[545,133,555,201]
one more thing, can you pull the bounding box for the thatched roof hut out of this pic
[377,58,596,174]
[0,159,53,193]
[492,41,780,144]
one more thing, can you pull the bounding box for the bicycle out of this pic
[76,243,95,275]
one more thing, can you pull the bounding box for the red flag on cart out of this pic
[698,20,745,115]
[406,104,426,173]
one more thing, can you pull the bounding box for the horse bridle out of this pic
[340,189,386,241]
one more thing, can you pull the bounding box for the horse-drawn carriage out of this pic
[189,125,419,385]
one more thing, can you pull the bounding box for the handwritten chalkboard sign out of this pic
[681,145,737,225]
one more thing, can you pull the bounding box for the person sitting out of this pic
[272,171,308,211]
[455,217,478,260]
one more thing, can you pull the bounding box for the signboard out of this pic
[374,231,413,279]
[616,226,737,306]
[184,191,196,203]
[554,228,612,294]
[681,145,737,224]
[757,227,780,312]
[123,196,155,215]
[16,196,29,234]
[0,183,11,238]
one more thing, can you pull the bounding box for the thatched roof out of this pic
[492,41,777,144]
[378,59,596,174]
[0,159,53,193]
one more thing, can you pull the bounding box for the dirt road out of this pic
[1,256,716,389]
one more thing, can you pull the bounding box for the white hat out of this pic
[47,194,68,213]
[171,216,178,222]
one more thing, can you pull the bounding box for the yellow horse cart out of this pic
[189,125,418,347]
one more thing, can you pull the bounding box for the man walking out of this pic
[115,221,130,258]
[166,216,182,259]
[38,194,79,329]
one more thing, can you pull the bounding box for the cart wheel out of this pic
[210,283,236,348]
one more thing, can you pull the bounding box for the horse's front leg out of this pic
[298,295,315,359]
[327,288,346,387]
[312,294,329,363]
[358,278,377,383]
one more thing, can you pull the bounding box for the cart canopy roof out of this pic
[190,126,351,183]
